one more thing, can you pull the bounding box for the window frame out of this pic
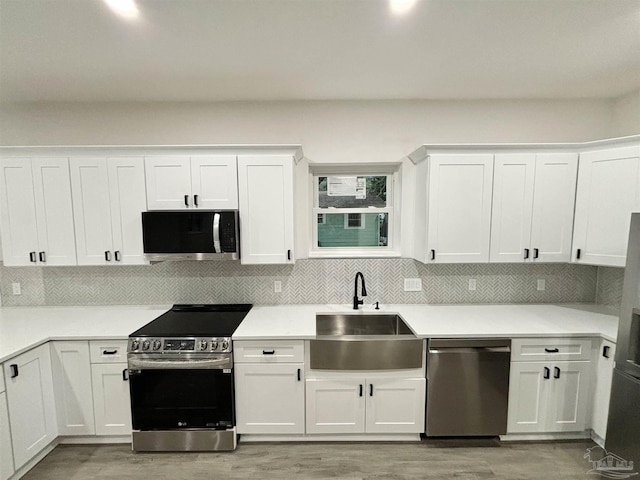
[309,167,401,258]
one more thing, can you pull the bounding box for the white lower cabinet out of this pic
[591,340,616,442]
[50,341,96,436]
[91,363,132,436]
[0,391,14,480]
[306,377,425,435]
[235,363,305,434]
[306,378,365,434]
[3,343,58,470]
[508,360,591,433]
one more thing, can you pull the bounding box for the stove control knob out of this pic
[210,341,218,351]
[221,340,229,351]
[199,340,208,351]
[142,340,150,351]
[131,340,140,351]
[152,340,162,351]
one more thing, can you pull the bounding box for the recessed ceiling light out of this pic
[104,0,140,20]
[389,0,418,16]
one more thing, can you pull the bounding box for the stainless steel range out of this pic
[127,304,252,452]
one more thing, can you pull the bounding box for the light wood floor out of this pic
[22,440,600,480]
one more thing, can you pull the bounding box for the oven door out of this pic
[128,354,234,431]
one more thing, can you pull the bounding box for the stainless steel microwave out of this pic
[142,210,239,261]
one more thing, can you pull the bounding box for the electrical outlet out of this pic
[403,278,422,292]
[274,280,282,293]
[537,279,546,291]
[12,283,21,295]
[468,279,477,291]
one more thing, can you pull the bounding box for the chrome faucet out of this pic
[353,272,367,310]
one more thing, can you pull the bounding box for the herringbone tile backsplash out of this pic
[0,259,601,307]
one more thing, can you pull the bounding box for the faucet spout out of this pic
[353,272,367,310]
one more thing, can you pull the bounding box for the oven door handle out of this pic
[128,356,232,370]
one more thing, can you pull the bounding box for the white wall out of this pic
[610,89,640,137]
[0,99,614,163]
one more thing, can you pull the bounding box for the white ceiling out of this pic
[1,0,639,103]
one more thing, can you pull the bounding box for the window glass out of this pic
[318,176,387,208]
[317,213,388,247]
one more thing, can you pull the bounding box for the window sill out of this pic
[308,250,402,259]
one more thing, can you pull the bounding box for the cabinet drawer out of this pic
[234,340,304,363]
[89,340,129,363]
[511,338,592,362]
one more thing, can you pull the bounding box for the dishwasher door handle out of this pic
[429,346,511,354]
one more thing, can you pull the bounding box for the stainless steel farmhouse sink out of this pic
[310,313,424,370]
[315,313,415,337]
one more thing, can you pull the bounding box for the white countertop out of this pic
[0,305,170,363]
[234,303,619,343]
[0,303,618,364]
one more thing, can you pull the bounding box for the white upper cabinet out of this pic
[0,157,76,266]
[190,155,238,209]
[145,155,238,210]
[572,145,640,267]
[71,156,148,265]
[490,154,536,263]
[107,158,148,265]
[237,155,295,264]
[425,154,494,263]
[490,153,578,263]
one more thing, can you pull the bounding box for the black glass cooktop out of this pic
[130,304,253,338]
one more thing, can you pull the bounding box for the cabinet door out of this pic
[365,378,425,434]
[426,154,494,263]
[490,154,536,263]
[91,363,132,436]
[144,156,192,210]
[50,341,95,436]
[591,340,615,442]
[306,378,365,434]
[0,392,14,480]
[235,363,305,434]
[70,157,113,265]
[237,155,295,264]
[4,343,57,470]
[191,155,238,209]
[530,153,578,263]
[546,361,591,432]
[107,157,148,265]
[0,158,39,266]
[573,145,640,266]
[507,362,548,433]
[32,158,77,266]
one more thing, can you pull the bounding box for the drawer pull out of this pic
[262,350,275,355]
[122,369,129,381]
[430,249,436,261]
[524,248,530,259]
[297,368,301,381]
[370,384,374,397]
[543,367,550,379]
[103,349,118,355]
[603,345,611,358]
[359,384,363,397]
[554,366,561,379]
[9,364,18,378]
[544,348,559,353]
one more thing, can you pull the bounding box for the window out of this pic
[345,213,364,229]
[311,168,400,257]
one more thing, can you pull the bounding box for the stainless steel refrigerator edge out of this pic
[606,212,640,462]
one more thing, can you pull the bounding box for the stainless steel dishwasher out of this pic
[426,338,511,436]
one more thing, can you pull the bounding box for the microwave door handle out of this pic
[213,213,221,253]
